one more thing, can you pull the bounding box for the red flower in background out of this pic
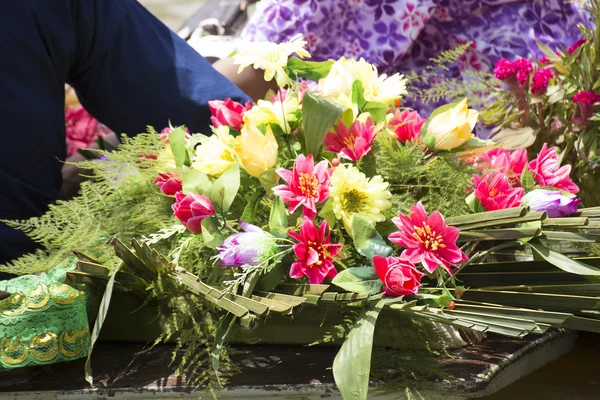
[172,192,215,234]
[154,173,182,195]
[387,109,424,143]
[208,98,252,131]
[528,144,579,194]
[389,202,467,274]
[373,255,424,296]
[530,68,553,96]
[288,219,342,284]
[65,106,110,156]
[473,173,524,211]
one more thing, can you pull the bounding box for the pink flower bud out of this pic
[172,192,215,233]
[373,255,424,297]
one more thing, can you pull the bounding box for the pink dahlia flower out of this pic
[273,154,332,218]
[477,148,527,185]
[373,255,424,297]
[473,173,525,211]
[154,173,183,196]
[172,192,215,234]
[494,59,518,80]
[530,68,553,96]
[528,144,579,194]
[208,98,252,131]
[324,117,377,161]
[389,202,467,274]
[288,218,342,284]
[387,109,425,143]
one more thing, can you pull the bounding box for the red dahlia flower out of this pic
[528,144,579,194]
[387,109,425,143]
[273,154,331,219]
[288,218,342,284]
[324,117,377,161]
[389,202,467,274]
[473,173,524,211]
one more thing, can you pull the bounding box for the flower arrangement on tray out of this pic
[4,34,600,399]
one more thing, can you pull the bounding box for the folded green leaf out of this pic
[529,240,600,275]
[302,92,345,156]
[351,215,393,258]
[331,267,383,294]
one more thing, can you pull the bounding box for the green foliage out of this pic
[374,137,475,218]
[351,215,393,259]
[332,267,383,294]
[302,92,345,156]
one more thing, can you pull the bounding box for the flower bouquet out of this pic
[481,0,600,206]
[4,35,600,399]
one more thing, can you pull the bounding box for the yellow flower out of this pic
[243,94,299,134]
[329,164,392,234]
[192,126,237,176]
[317,57,407,106]
[232,34,311,87]
[234,123,278,177]
[426,98,479,151]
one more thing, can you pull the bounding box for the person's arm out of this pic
[68,0,250,137]
[213,57,279,102]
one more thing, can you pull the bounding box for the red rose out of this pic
[373,255,424,297]
[172,192,215,233]
[208,98,252,131]
[154,173,182,195]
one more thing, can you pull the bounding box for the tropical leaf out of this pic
[331,267,383,294]
[302,92,345,156]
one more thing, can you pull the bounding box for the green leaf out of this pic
[168,127,191,167]
[520,167,535,188]
[331,267,383,294]
[529,240,600,275]
[417,292,453,308]
[352,80,366,109]
[285,57,334,81]
[201,216,224,249]
[241,188,266,223]
[333,299,386,400]
[85,264,121,386]
[211,313,237,380]
[210,163,240,215]
[362,101,389,123]
[302,92,345,156]
[536,40,561,62]
[489,126,536,150]
[351,215,393,258]
[255,263,288,292]
[465,192,486,213]
[182,166,212,196]
[269,196,288,238]
[318,198,337,227]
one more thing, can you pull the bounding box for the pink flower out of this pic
[324,117,377,161]
[477,148,527,185]
[273,154,331,218]
[530,68,553,96]
[567,39,587,55]
[572,91,600,127]
[387,109,425,143]
[528,144,579,194]
[154,173,183,195]
[389,202,467,274]
[288,219,342,284]
[373,255,424,297]
[208,98,252,131]
[494,59,518,80]
[514,58,533,87]
[172,192,215,234]
[473,173,525,211]
[65,106,109,156]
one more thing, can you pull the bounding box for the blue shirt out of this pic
[0,0,249,265]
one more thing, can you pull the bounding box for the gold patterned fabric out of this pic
[0,260,90,369]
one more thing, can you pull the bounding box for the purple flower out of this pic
[217,221,276,267]
[522,190,581,218]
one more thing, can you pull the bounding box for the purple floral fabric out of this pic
[242,0,591,112]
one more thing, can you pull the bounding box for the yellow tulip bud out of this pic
[426,98,479,150]
[234,123,278,177]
